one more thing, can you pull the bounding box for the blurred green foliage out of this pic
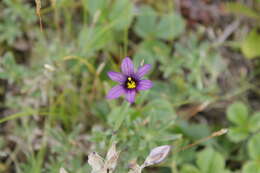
[242,29,260,59]
[225,1,260,59]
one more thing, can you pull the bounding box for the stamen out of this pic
[126,77,136,89]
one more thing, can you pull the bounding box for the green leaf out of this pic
[0,73,8,79]
[0,52,28,83]
[134,7,185,40]
[144,99,176,124]
[224,2,260,19]
[227,127,249,142]
[155,13,185,40]
[177,121,211,141]
[1,52,16,66]
[196,148,226,173]
[0,21,22,44]
[242,161,260,173]
[134,6,185,40]
[134,40,170,66]
[248,133,260,160]
[180,164,200,173]
[85,0,108,16]
[227,102,248,125]
[78,25,113,54]
[90,101,109,121]
[134,6,157,39]
[109,0,134,30]
[241,29,260,59]
[0,108,38,123]
[249,112,260,132]
[107,102,130,131]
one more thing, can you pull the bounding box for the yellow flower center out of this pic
[127,77,136,89]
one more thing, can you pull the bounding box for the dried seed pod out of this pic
[142,145,171,168]
[128,160,142,173]
[88,152,105,172]
[59,168,68,173]
[105,143,120,172]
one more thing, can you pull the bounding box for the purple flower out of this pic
[107,57,153,103]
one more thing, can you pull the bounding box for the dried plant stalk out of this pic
[35,0,43,32]
[50,0,56,7]
[172,128,228,154]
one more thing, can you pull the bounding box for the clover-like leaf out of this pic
[134,6,157,39]
[248,133,260,160]
[197,148,225,173]
[134,40,171,67]
[180,164,200,173]
[242,161,260,173]
[134,7,185,40]
[228,126,249,142]
[227,102,248,125]
[249,112,260,132]
[109,0,134,30]
[155,13,185,40]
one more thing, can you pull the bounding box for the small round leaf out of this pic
[227,102,248,125]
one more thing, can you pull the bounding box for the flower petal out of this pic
[125,90,136,103]
[121,57,134,76]
[137,80,153,91]
[136,64,151,79]
[107,85,125,99]
[107,71,125,83]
